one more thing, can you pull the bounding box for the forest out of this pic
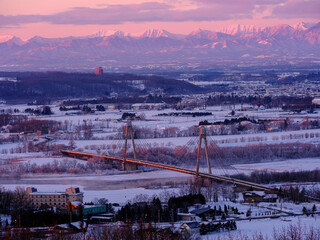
[0,71,203,102]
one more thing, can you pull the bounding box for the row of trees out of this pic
[0,186,31,220]
[232,169,320,185]
[0,114,27,127]
[108,119,320,141]
[130,142,320,166]
[232,169,320,202]
[24,106,53,115]
[200,221,237,235]
[0,157,117,176]
[116,193,206,223]
[2,141,320,178]
[206,95,313,109]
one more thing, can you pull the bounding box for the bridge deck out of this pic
[61,150,278,193]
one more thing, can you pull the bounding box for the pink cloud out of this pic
[195,0,286,6]
[0,0,319,30]
[0,1,255,27]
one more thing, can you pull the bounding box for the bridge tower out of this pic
[196,126,212,176]
[123,119,137,171]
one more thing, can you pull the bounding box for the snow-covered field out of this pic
[204,215,320,239]
[1,102,320,237]
[233,158,320,172]
[0,183,179,204]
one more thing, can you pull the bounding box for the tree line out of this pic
[231,169,320,185]
[200,221,237,235]
[116,194,205,223]
[2,141,320,177]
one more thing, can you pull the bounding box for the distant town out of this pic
[0,67,320,239]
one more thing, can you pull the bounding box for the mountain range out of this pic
[1,22,320,71]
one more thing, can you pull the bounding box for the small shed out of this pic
[180,222,200,237]
[190,207,213,219]
[83,205,107,216]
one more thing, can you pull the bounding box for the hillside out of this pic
[0,72,204,101]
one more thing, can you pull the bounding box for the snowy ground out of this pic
[2,127,320,158]
[1,102,320,235]
[0,183,179,204]
[2,103,319,132]
[203,215,320,239]
[0,155,319,205]
[232,158,320,172]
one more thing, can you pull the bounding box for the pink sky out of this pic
[0,0,319,38]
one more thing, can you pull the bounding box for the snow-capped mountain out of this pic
[0,22,319,71]
[88,30,117,38]
[188,29,218,39]
[0,35,14,43]
[293,22,316,31]
[139,29,178,38]
[219,24,262,35]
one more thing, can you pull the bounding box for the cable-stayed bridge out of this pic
[61,119,281,194]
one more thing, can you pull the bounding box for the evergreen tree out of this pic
[224,205,228,214]
[246,209,252,217]
[302,206,308,214]
[235,207,239,214]
[218,206,222,215]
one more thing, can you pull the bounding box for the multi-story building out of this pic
[94,67,103,76]
[26,186,83,208]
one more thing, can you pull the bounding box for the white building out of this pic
[26,186,83,208]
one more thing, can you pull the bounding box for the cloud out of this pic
[0,14,43,27]
[2,0,317,28]
[0,1,258,27]
[194,0,286,6]
[270,0,320,19]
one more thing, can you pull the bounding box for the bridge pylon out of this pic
[196,126,212,176]
[122,119,137,171]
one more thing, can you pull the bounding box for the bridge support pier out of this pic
[122,119,137,171]
[196,126,212,176]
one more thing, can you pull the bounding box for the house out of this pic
[312,98,320,105]
[69,201,83,215]
[83,205,107,216]
[243,191,278,203]
[190,207,214,219]
[37,128,54,135]
[180,222,200,237]
[94,67,103,76]
[69,202,107,217]
[243,191,265,203]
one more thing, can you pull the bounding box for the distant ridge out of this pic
[219,24,263,35]
[0,22,319,71]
